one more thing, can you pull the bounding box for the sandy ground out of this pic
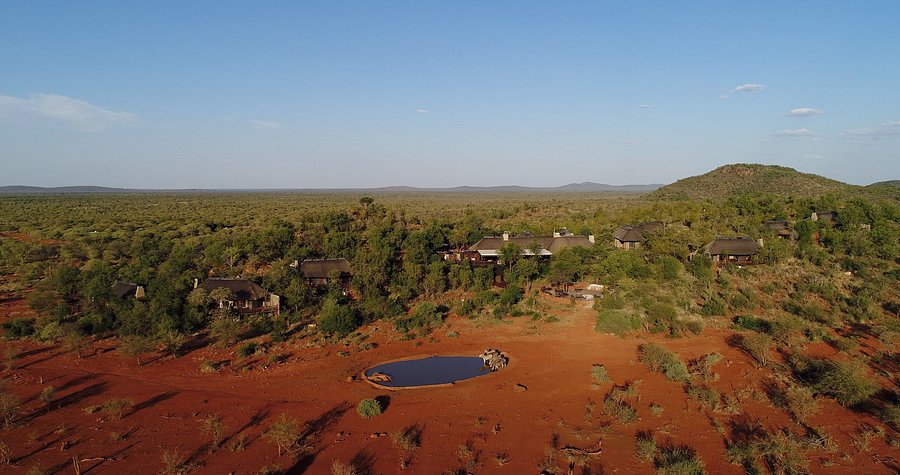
[1,296,897,474]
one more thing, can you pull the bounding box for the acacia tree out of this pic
[498,243,522,271]
[264,414,301,456]
[118,334,156,365]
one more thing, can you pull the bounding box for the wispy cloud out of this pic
[734,83,765,93]
[222,116,282,130]
[719,95,729,100]
[639,104,654,109]
[0,92,138,131]
[416,108,430,114]
[774,128,816,138]
[785,107,823,117]
[842,121,900,140]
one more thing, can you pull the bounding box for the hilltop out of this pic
[647,164,857,201]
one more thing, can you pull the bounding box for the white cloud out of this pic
[416,108,430,114]
[719,95,729,100]
[639,104,654,109]
[0,92,138,131]
[842,121,900,140]
[222,116,282,130]
[804,154,824,160]
[734,83,765,93]
[774,128,816,137]
[785,107,823,117]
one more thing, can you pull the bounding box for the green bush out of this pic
[732,315,768,332]
[699,297,727,317]
[237,342,258,357]
[595,309,641,336]
[741,333,775,367]
[591,364,610,384]
[498,285,522,306]
[1,318,36,338]
[655,444,705,475]
[801,358,879,406]
[395,301,444,333]
[356,398,383,418]
[318,299,361,337]
[639,343,690,383]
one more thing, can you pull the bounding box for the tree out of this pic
[264,414,301,456]
[202,413,224,452]
[318,299,360,337]
[498,243,522,271]
[60,324,89,358]
[0,392,20,428]
[118,334,156,365]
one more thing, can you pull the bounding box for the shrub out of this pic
[591,364,610,384]
[639,343,690,383]
[732,315,769,332]
[599,293,626,310]
[331,461,359,475]
[39,386,55,406]
[801,358,879,406]
[101,397,133,421]
[209,317,244,347]
[595,309,641,336]
[686,385,721,412]
[645,303,679,335]
[237,342,258,358]
[772,383,820,423]
[0,392,20,428]
[726,429,808,475]
[264,414,301,456]
[357,398,383,418]
[318,299,361,337]
[655,444,705,475]
[498,285,522,306]
[636,432,657,462]
[699,297,727,317]
[1,318,36,338]
[202,413,224,451]
[394,302,443,333]
[741,332,775,367]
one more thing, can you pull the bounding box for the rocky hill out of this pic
[647,164,857,201]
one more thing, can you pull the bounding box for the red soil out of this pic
[0,298,897,474]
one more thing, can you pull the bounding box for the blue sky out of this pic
[1,1,898,188]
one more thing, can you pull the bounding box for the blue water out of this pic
[365,356,491,387]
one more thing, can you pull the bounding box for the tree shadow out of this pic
[81,442,136,474]
[375,395,391,413]
[15,344,56,360]
[11,433,67,465]
[16,350,65,370]
[177,334,212,358]
[285,402,353,474]
[18,382,108,426]
[350,449,376,475]
[220,403,273,450]
[126,391,178,418]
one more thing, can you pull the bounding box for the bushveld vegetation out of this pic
[0,165,898,472]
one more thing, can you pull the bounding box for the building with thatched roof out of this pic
[466,230,594,262]
[702,237,762,264]
[195,278,279,314]
[299,258,353,286]
[761,220,798,240]
[613,221,664,250]
[111,281,146,300]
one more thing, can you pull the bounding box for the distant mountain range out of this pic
[0,182,662,194]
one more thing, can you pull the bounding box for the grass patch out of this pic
[639,343,690,383]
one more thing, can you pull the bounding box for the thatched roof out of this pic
[468,234,593,256]
[613,221,664,243]
[300,258,353,279]
[703,237,761,256]
[761,220,797,238]
[112,281,142,299]
[197,278,269,301]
